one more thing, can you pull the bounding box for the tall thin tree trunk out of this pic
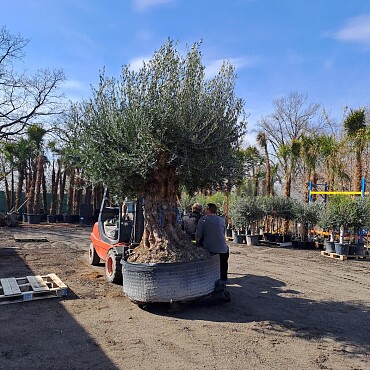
[49,161,56,214]
[27,171,36,214]
[33,154,44,214]
[10,167,14,210]
[4,175,10,211]
[91,186,96,214]
[58,169,67,215]
[353,148,362,191]
[284,172,292,198]
[253,170,258,197]
[66,168,75,215]
[72,170,83,214]
[264,145,271,196]
[282,171,292,234]
[85,184,92,205]
[310,172,318,202]
[50,162,60,215]
[15,166,25,211]
[42,172,47,214]
[304,166,311,203]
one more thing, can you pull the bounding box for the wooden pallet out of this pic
[0,274,68,305]
[320,251,370,261]
[14,234,48,242]
[259,240,292,247]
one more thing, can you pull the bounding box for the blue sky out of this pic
[2,0,370,142]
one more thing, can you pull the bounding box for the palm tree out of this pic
[26,124,47,215]
[316,134,349,191]
[2,138,36,213]
[2,142,16,210]
[343,108,368,191]
[239,146,264,196]
[278,140,300,233]
[300,134,320,202]
[278,139,301,198]
[256,131,272,196]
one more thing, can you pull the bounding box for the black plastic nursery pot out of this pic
[121,254,220,304]
[283,234,292,242]
[291,240,298,248]
[63,214,71,223]
[47,214,57,223]
[266,233,276,242]
[275,234,284,243]
[348,245,356,255]
[246,234,259,246]
[27,214,42,224]
[324,241,335,253]
[233,233,246,244]
[334,243,349,255]
[63,214,80,223]
[297,241,315,249]
[355,244,364,255]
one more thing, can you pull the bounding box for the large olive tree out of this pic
[77,40,247,263]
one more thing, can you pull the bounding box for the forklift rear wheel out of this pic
[89,243,100,265]
[105,249,123,284]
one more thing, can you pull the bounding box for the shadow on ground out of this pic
[0,245,118,370]
[145,273,370,355]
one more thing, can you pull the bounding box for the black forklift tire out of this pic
[89,243,100,266]
[105,249,123,284]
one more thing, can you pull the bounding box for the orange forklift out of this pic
[88,189,144,283]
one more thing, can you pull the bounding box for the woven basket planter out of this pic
[121,254,220,304]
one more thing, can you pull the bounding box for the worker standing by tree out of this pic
[182,203,203,240]
[196,203,229,282]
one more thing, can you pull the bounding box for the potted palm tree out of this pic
[25,125,47,224]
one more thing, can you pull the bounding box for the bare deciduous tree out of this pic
[0,26,65,140]
[258,92,324,197]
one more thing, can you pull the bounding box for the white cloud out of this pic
[205,56,260,78]
[136,29,152,41]
[330,14,370,44]
[127,54,259,77]
[61,79,91,102]
[133,0,174,12]
[62,79,86,91]
[129,57,151,72]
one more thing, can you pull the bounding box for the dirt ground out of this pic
[0,223,369,370]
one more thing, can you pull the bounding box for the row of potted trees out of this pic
[318,195,370,255]
[228,195,370,254]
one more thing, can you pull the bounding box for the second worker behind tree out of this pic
[182,203,203,241]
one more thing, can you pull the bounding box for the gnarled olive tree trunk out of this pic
[128,160,209,264]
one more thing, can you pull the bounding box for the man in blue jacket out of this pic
[195,203,229,282]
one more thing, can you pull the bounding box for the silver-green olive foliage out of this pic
[78,40,247,196]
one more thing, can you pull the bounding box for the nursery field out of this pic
[0,224,369,370]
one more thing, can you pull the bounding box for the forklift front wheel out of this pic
[89,243,100,266]
[105,249,123,284]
